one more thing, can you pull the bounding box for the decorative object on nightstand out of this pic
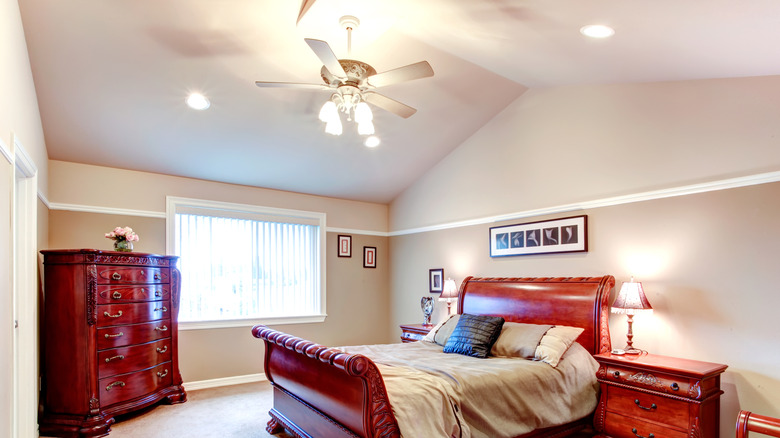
[440,278,458,315]
[421,296,434,325]
[593,352,727,438]
[611,277,653,354]
[399,324,433,343]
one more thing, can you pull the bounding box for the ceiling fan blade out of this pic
[367,61,434,88]
[255,81,328,90]
[304,39,347,78]
[364,92,417,119]
[296,0,317,25]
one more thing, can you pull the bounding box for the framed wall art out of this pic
[429,268,443,293]
[489,215,587,257]
[337,234,352,257]
[363,246,376,268]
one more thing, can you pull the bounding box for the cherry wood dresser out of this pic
[39,249,187,437]
[594,352,727,438]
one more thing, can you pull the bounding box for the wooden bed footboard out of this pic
[252,325,401,438]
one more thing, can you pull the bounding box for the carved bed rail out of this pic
[252,325,401,438]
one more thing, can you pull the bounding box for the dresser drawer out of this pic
[97,284,169,304]
[603,411,688,438]
[98,338,172,379]
[98,320,171,349]
[97,266,169,284]
[96,302,170,327]
[605,364,693,398]
[99,362,173,407]
[605,385,690,429]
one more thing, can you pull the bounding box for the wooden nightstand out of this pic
[593,352,727,438]
[399,324,433,343]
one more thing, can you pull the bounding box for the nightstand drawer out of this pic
[605,364,693,398]
[603,411,688,438]
[402,331,425,342]
[606,386,690,429]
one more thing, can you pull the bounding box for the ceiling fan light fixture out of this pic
[319,100,338,122]
[364,136,380,148]
[580,24,615,38]
[355,102,372,123]
[357,120,375,135]
[325,118,342,135]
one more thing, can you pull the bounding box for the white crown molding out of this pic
[390,171,780,236]
[326,226,388,237]
[0,137,12,164]
[184,373,267,391]
[12,134,37,178]
[37,191,51,208]
[48,202,167,218]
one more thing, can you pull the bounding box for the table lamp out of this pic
[440,278,459,315]
[611,277,653,354]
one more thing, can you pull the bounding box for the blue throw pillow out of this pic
[442,313,505,358]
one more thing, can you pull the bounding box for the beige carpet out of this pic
[43,381,595,437]
[65,381,289,438]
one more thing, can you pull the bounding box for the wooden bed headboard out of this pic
[458,276,615,355]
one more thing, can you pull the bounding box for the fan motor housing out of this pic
[321,59,377,89]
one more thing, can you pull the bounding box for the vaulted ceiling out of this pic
[18,0,780,203]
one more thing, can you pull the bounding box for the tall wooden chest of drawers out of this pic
[39,249,187,437]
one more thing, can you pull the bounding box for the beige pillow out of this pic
[422,314,460,346]
[534,325,584,367]
[490,322,553,359]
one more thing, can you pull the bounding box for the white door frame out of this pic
[12,133,39,438]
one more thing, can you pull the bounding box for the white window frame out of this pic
[166,196,327,330]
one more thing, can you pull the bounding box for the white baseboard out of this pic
[184,373,267,391]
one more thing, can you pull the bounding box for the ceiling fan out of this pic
[255,15,434,135]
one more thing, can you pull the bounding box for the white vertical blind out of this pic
[175,213,321,322]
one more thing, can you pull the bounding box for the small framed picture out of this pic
[337,235,352,258]
[429,268,443,293]
[363,246,376,268]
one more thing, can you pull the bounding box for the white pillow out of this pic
[422,314,460,346]
[534,325,584,367]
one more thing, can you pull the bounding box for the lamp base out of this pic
[622,346,645,355]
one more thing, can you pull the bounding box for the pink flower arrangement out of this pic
[105,226,140,242]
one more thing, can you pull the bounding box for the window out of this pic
[166,197,326,329]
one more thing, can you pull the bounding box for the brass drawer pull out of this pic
[156,345,168,354]
[157,369,169,378]
[154,306,168,312]
[154,273,161,280]
[670,382,679,391]
[631,428,653,438]
[155,290,162,298]
[103,310,123,318]
[634,399,657,411]
[112,272,121,281]
[105,355,125,363]
[105,381,125,391]
[104,332,124,338]
[112,291,122,299]
[613,371,621,378]
[155,325,168,332]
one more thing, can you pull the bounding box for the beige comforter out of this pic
[341,341,599,438]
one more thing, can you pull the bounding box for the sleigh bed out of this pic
[252,275,615,438]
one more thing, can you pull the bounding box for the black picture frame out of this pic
[429,268,443,293]
[489,215,588,257]
[337,234,351,258]
[363,246,376,268]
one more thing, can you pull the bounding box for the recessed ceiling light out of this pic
[186,93,210,110]
[364,136,380,148]
[580,24,615,39]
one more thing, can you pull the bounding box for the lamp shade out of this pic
[441,279,458,299]
[611,278,653,315]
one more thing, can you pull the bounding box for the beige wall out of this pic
[391,183,780,436]
[46,168,391,382]
[390,76,780,231]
